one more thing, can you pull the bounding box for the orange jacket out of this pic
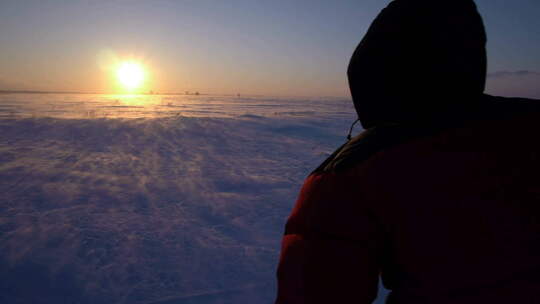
[276,96,540,304]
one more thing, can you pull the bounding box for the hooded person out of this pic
[275,0,540,303]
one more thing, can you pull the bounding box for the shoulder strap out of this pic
[313,95,540,175]
[312,124,430,174]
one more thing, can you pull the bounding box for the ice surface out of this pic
[0,93,353,120]
[0,93,387,303]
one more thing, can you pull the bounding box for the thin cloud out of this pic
[0,75,32,90]
[487,70,540,78]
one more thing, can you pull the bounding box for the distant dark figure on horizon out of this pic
[275,0,540,303]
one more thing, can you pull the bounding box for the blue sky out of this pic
[0,0,538,97]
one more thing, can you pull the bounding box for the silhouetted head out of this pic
[348,0,487,128]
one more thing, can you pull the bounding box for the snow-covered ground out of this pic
[0,93,387,304]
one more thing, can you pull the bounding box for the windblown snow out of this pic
[0,93,388,304]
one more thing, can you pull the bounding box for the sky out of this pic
[0,0,538,97]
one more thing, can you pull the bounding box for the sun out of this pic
[116,61,145,91]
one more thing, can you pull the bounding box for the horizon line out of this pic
[0,89,351,99]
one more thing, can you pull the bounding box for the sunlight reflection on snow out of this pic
[0,94,379,304]
[0,93,353,120]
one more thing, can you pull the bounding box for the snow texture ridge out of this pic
[0,94,378,304]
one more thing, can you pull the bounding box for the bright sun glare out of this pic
[116,62,145,91]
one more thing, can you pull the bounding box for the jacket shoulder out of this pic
[486,95,540,117]
[313,124,429,174]
[315,95,540,175]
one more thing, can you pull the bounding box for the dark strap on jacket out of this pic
[313,95,540,175]
[312,123,434,174]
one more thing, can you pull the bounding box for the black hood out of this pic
[348,0,487,129]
